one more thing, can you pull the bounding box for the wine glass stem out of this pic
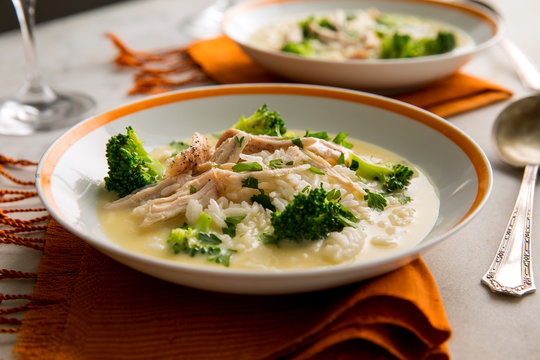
[12,0,56,104]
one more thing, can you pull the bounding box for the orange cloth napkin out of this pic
[13,219,452,360]
[107,33,512,118]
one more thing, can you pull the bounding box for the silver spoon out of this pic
[482,95,540,296]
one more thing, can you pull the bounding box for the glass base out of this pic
[0,89,96,136]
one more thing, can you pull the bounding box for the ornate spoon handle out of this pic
[482,164,538,296]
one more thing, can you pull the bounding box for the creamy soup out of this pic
[249,8,472,61]
[98,131,439,271]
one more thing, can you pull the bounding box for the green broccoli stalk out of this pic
[233,104,288,137]
[104,126,164,198]
[262,187,359,244]
[167,212,236,267]
[348,153,413,193]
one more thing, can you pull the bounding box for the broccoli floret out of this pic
[384,164,415,192]
[299,16,317,39]
[380,31,456,59]
[104,126,164,198]
[423,31,456,55]
[349,153,413,193]
[318,18,337,31]
[297,16,336,39]
[380,33,418,59]
[264,187,359,244]
[167,212,236,267]
[282,40,315,57]
[233,104,288,137]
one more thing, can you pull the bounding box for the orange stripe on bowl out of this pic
[39,84,490,227]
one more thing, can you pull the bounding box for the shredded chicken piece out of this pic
[302,149,365,197]
[113,130,368,226]
[135,166,314,226]
[135,169,221,227]
[302,137,353,164]
[214,129,295,155]
[308,22,357,46]
[105,173,192,210]
[192,161,213,175]
[214,128,242,148]
[211,132,252,164]
[164,132,212,178]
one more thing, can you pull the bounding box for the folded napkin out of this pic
[12,218,452,360]
[107,33,512,118]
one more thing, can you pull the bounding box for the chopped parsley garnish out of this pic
[197,232,222,245]
[337,152,345,165]
[222,214,247,238]
[235,135,245,147]
[269,158,284,169]
[189,185,197,194]
[241,176,276,211]
[364,189,387,212]
[232,162,263,172]
[304,129,330,140]
[326,188,341,201]
[251,189,276,212]
[333,131,353,149]
[308,165,325,175]
[241,176,259,189]
[305,162,324,175]
[292,137,304,148]
[208,249,237,267]
[286,160,294,166]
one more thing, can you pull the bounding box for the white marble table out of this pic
[1,0,539,358]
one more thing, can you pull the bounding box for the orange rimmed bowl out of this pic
[36,84,492,294]
[223,0,501,93]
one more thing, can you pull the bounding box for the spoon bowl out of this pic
[493,95,540,167]
[482,95,540,296]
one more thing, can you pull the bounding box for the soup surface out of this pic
[98,130,439,271]
[249,8,472,60]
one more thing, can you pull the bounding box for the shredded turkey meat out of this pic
[107,130,366,226]
[164,132,212,178]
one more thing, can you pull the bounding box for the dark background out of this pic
[0,0,129,33]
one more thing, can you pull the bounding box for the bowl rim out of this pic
[36,83,493,279]
[222,0,502,65]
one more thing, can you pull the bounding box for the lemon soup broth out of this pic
[98,133,439,271]
[249,8,472,61]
